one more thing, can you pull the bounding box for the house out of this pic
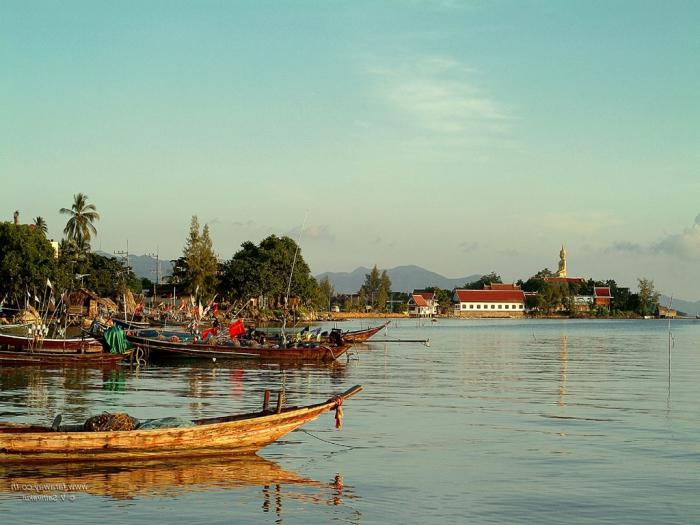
[572,295,594,312]
[657,306,677,319]
[593,287,612,308]
[407,291,439,317]
[452,289,526,317]
[65,289,100,322]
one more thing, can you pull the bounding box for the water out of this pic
[1,319,699,524]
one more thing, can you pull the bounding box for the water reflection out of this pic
[0,455,353,509]
[558,334,568,407]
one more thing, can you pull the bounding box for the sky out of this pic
[2,1,699,298]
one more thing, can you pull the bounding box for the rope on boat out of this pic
[296,429,365,449]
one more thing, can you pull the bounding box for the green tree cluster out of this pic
[463,272,502,289]
[360,265,392,311]
[218,235,319,307]
[179,216,219,302]
[316,275,335,311]
[0,222,57,304]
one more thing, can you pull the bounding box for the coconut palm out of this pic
[60,193,100,252]
[33,216,48,236]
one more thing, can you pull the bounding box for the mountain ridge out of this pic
[316,265,482,293]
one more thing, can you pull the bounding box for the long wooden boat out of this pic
[0,385,363,462]
[0,331,104,352]
[0,328,131,364]
[0,349,132,365]
[341,321,390,343]
[126,331,350,363]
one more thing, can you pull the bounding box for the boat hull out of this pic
[127,334,349,363]
[0,385,362,462]
[0,332,103,352]
[341,321,389,343]
[0,349,130,365]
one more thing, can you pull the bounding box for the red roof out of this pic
[411,294,428,307]
[594,287,611,298]
[412,290,435,301]
[484,283,520,291]
[454,289,525,303]
[543,277,586,284]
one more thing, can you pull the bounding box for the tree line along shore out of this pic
[1,195,668,324]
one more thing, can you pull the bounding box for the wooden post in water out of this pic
[262,390,271,412]
[275,390,285,414]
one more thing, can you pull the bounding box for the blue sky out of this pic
[2,1,699,297]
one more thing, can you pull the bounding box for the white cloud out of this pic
[369,56,512,139]
[652,216,700,261]
[535,211,624,237]
[607,241,646,254]
[460,241,479,252]
[606,214,700,262]
[286,224,335,242]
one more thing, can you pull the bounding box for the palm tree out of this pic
[33,216,48,236]
[60,193,100,252]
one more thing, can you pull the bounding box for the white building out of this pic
[453,289,526,317]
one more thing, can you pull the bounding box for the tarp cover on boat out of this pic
[103,326,131,354]
[137,417,195,430]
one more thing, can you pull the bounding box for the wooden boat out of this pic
[125,330,350,363]
[0,327,131,364]
[112,317,152,330]
[0,349,131,365]
[340,321,390,343]
[0,385,362,462]
[0,331,103,352]
[0,455,342,502]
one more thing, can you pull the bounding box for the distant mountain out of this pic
[96,251,174,281]
[659,294,700,317]
[316,265,482,294]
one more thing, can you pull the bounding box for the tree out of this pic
[59,193,100,252]
[82,253,141,296]
[33,217,47,236]
[463,272,502,290]
[0,222,57,306]
[218,235,318,307]
[377,270,391,312]
[182,216,219,302]
[360,265,383,310]
[317,275,334,311]
[637,278,660,316]
[533,268,554,279]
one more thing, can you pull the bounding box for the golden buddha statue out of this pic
[557,245,567,278]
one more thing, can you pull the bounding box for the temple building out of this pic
[545,245,585,285]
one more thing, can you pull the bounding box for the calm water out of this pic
[1,318,699,524]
